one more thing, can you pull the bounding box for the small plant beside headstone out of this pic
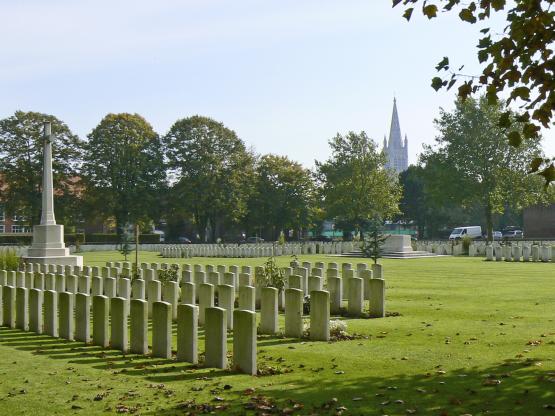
[258,256,287,293]
[0,249,19,271]
[119,230,133,261]
[361,216,387,264]
[461,235,472,255]
[158,264,179,287]
[302,320,365,341]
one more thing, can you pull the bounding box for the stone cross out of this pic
[41,122,56,226]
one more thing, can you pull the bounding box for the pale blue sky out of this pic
[2,0,551,167]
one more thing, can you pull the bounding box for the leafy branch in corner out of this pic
[393,0,555,184]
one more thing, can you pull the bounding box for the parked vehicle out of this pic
[153,229,165,243]
[177,236,192,244]
[503,230,524,239]
[246,236,265,243]
[492,231,503,240]
[449,226,482,240]
[309,235,333,242]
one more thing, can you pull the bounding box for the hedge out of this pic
[0,235,33,245]
[84,233,160,244]
[0,233,160,245]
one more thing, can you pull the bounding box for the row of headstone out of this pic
[2,260,386,323]
[160,241,356,258]
[416,240,555,260]
[0,269,385,324]
[0,286,257,375]
[485,244,555,262]
[7,260,386,319]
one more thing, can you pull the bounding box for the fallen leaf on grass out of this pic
[483,379,501,386]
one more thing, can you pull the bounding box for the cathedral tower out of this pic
[383,98,408,173]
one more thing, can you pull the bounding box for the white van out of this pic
[449,226,482,240]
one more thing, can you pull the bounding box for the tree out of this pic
[399,160,492,238]
[0,111,83,226]
[316,131,402,235]
[247,154,316,240]
[393,0,555,182]
[398,166,427,237]
[82,113,166,235]
[361,216,387,264]
[421,97,548,241]
[163,116,255,242]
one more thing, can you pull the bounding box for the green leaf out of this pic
[539,163,555,185]
[459,8,477,23]
[528,157,543,174]
[403,7,414,21]
[423,4,438,19]
[498,111,511,128]
[522,122,540,139]
[491,0,506,11]
[435,57,450,71]
[431,77,444,91]
[507,131,522,147]
[458,82,472,100]
[392,0,403,7]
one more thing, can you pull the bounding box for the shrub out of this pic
[0,248,20,271]
[303,319,350,340]
[361,216,387,264]
[158,264,179,287]
[257,256,287,293]
[0,235,33,245]
[329,320,348,338]
[461,235,472,254]
[84,233,160,244]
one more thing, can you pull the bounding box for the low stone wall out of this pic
[159,242,356,258]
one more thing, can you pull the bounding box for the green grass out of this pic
[1,253,555,415]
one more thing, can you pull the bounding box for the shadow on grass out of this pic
[0,326,235,382]
[4,326,553,415]
[146,358,555,416]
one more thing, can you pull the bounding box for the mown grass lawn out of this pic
[0,252,554,415]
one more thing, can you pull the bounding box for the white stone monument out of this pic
[381,234,435,258]
[24,122,83,267]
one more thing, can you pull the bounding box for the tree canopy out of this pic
[393,0,555,182]
[82,113,165,234]
[421,97,548,240]
[316,131,402,234]
[0,111,83,226]
[163,116,254,242]
[247,154,316,240]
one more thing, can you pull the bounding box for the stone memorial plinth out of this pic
[381,235,435,258]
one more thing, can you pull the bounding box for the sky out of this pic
[2,0,552,168]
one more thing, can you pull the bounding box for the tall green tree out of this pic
[0,111,83,226]
[399,162,486,238]
[163,116,254,242]
[422,97,547,241]
[82,113,165,235]
[247,154,316,240]
[394,0,555,181]
[398,166,427,237]
[316,131,402,235]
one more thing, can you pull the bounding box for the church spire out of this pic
[388,97,402,148]
[384,97,408,173]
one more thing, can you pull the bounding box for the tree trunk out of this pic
[485,201,493,242]
[134,223,139,277]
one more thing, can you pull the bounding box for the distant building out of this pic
[523,204,555,239]
[383,98,408,173]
